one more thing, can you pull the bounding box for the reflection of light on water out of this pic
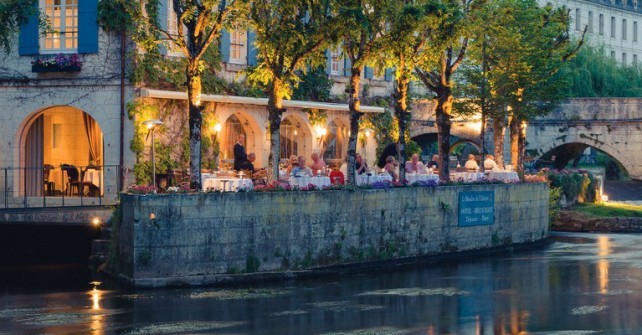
[89,282,104,335]
[597,236,610,294]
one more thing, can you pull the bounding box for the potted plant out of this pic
[31,53,83,73]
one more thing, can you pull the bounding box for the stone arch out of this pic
[216,108,265,167]
[15,105,105,197]
[534,138,633,174]
[280,111,314,162]
[322,116,349,163]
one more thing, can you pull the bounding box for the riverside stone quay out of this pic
[112,183,549,288]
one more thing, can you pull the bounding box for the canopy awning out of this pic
[138,88,385,113]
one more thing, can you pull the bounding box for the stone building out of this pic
[547,0,642,65]
[0,0,133,207]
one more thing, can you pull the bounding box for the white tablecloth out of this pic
[405,174,439,184]
[488,171,520,182]
[289,176,331,188]
[83,169,101,187]
[451,172,485,182]
[203,178,253,192]
[356,174,393,186]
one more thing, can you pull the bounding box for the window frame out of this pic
[39,0,79,54]
[229,29,247,65]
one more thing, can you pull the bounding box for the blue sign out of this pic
[458,191,494,226]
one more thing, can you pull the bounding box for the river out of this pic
[1,232,641,334]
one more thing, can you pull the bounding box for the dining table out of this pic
[289,176,331,188]
[405,173,439,184]
[202,177,254,192]
[355,173,393,186]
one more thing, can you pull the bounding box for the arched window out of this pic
[280,118,299,159]
[222,114,246,160]
[323,120,347,161]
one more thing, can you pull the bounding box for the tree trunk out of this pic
[187,62,203,190]
[509,114,525,174]
[435,89,453,182]
[267,78,285,182]
[346,66,363,186]
[394,77,410,183]
[492,117,506,169]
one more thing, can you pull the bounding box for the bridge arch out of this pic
[533,136,633,172]
[534,141,630,179]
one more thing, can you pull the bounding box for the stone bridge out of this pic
[409,98,642,180]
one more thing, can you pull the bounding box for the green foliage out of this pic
[305,108,328,127]
[0,0,37,54]
[574,202,642,218]
[549,187,562,225]
[405,140,422,159]
[97,0,137,32]
[547,171,597,204]
[292,66,334,102]
[361,107,398,160]
[566,46,642,97]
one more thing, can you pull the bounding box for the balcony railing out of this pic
[0,165,122,209]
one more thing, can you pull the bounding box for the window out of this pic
[611,16,616,38]
[330,49,340,75]
[575,9,581,31]
[623,52,627,64]
[41,0,78,52]
[599,14,604,35]
[634,54,638,64]
[588,11,593,33]
[634,21,638,42]
[167,0,178,37]
[623,19,628,40]
[611,50,616,59]
[229,29,247,64]
[280,118,299,159]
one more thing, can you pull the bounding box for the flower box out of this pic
[31,53,83,73]
[32,64,82,73]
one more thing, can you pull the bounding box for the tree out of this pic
[337,0,390,185]
[0,0,38,54]
[414,0,475,182]
[248,0,338,182]
[126,0,245,189]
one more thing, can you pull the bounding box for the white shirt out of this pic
[464,159,479,170]
[484,159,498,171]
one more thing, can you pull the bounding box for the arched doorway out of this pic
[21,106,104,196]
[322,119,348,165]
[220,114,248,168]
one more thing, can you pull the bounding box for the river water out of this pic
[1,232,642,334]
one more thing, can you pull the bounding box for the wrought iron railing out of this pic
[0,165,122,209]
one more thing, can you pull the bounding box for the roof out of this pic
[138,88,385,113]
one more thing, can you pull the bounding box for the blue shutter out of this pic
[78,0,99,53]
[325,49,332,75]
[385,68,394,81]
[220,30,231,62]
[343,57,352,76]
[247,30,257,66]
[19,3,39,56]
[364,66,374,79]
[157,0,168,55]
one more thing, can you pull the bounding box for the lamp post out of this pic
[143,119,164,187]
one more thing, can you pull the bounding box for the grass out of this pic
[573,202,642,218]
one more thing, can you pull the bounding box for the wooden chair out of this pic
[61,164,82,196]
[43,164,55,196]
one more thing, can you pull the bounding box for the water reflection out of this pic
[3,233,642,334]
[597,236,610,294]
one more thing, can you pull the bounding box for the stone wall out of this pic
[115,183,549,287]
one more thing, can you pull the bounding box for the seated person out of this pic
[464,154,479,171]
[483,154,499,171]
[310,151,327,176]
[355,153,368,175]
[294,156,313,177]
[239,152,256,172]
[285,155,298,177]
[427,155,439,169]
[384,155,399,181]
[405,153,426,174]
[329,165,345,185]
